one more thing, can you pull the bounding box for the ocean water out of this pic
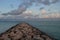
[0,21,60,40]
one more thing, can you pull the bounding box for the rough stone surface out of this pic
[0,22,55,40]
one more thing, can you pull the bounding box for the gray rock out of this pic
[0,22,55,40]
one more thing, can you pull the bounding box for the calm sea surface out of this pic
[0,21,60,40]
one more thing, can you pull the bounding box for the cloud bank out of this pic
[0,0,60,19]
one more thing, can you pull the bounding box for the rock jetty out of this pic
[0,22,55,40]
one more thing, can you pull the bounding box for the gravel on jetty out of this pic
[0,22,55,40]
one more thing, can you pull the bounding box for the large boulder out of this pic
[0,22,55,40]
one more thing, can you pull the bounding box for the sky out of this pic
[0,0,60,20]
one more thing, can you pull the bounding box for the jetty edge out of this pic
[0,22,56,40]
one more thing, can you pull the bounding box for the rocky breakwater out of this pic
[0,22,55,40]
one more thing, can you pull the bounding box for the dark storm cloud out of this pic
[40,7,44,10]
[2,0,33,15]
[29,0,59,5]
[51,0,59,3]
[42,0,50,5]
[2,0,59,15]
[2,4,27,15]
[2,10,20,15]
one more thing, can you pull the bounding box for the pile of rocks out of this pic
[0,22,55,40]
